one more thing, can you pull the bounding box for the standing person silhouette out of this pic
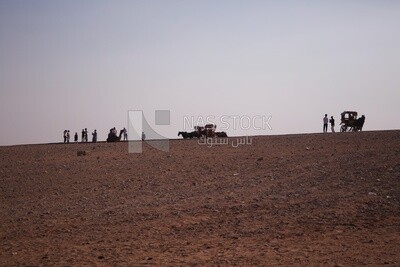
[92,129,97,143]
[123,128,128,141]
[81,129,85,142]
[66,130,70,143]
[323,114,328,133]
[329,116,335,133]
[84,128,88,142]
[74,132,78,143]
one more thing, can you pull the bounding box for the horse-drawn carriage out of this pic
[340,111,365,132]
[178,124,227,139]
[195,124,216,137]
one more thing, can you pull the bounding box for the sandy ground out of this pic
[0,130,399,266]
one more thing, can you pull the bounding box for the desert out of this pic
[1,130,399,266]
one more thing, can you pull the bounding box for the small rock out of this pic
[368,192,377,196]
[98,255,104,260]
[257,157,263,161]
[145,256,152,260]
[77,150,86,156]
[306,147,310,150]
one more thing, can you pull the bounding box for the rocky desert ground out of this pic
[1,130,399,266]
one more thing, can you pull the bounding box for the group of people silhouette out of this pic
[63,128,97,143]
[323,114,335,133]
[61,127,149,143]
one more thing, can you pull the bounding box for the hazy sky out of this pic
[0,0,399,145]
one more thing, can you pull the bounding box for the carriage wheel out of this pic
[340,125,346,132]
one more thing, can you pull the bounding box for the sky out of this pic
[0,0,399,145]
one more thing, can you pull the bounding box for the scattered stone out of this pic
[77,150,86,156]
[306,147,310,150]
[98,255,104,259]
[145,256,152,260]
[257,157,263,161]
[368,192,377,196]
